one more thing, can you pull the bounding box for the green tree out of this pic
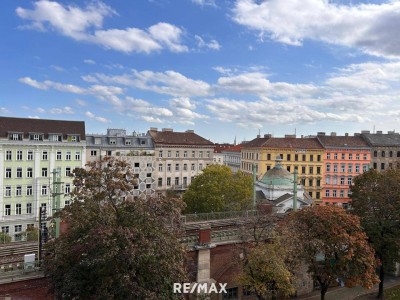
[25,226,39,241]
[44,157,186,300]
[280,206,379,300]
[0,232,11,244]
[351,169,400,299]
[183,164,253,213]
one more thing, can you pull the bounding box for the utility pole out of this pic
[52,168,63,238]
[293,169,298,211]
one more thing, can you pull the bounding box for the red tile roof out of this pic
[0,116,85,140]
[243,137,323,149]
[148,129,214,146]
[317,135,369,148]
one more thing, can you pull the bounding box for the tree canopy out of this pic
[183,164,253,213]
[351,168,400,299]
[44,157,186,300]
[280,206,378,300]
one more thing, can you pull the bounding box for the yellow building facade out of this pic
[241,135,324,203]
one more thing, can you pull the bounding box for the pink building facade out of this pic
[317,133,371,207]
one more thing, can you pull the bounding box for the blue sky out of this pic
[1,0,400,143]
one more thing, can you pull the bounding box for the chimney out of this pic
[377,131,382,134]
[345,133,349,136]
[257,134,261,138]
[354,133,361,136]
[330,132,337,136]
[149,127,158,131]
[388,131,395,134]
[361,130,370,134]
[162,128,173,132]
[264,134,272,138]
[285,134,296,138]
[185,130,194,133]
[317,132,326,136]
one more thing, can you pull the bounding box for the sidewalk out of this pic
[297,275,400,300]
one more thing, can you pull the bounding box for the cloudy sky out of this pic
[2,0,400,143]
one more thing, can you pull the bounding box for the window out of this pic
[42,151,48,160]
[373,162,377,169]
[341,153,345,160]
[287,154,291,161]
[5,150,12,160]
[167,177,171,186]
[199,163,203,171]
[326,176,330,184]
[191,164,195,171]
[175,177,179,185]
[287,166,291,172]
[192,151,195,158]
[223,288,238,300]
[125,139,131,145]
[27,186,33,196]
[183,151,188,158]
[316,192,320,199]
[42,168,48,177]
[90,150,97,156]
[341,164,345,172]
[310,155,313,161]
[65,167,71,176]
[333,190,337,197]
[301,166,306,174]
[75,152,81,160]
[159,151,163,158]
[326,164,331,172]
[158,178,162,187]
[364,154,368,160]
[199,151,203,158]
[374,151,377,157]
[4,205,11,216]
[16,150,23,160]
[334,153,338,159]
[65,184,71,194]
[183,164,188,171]
[146,173,151,178]
[340,190,344,197]
[348,164,353,173]
[16,186,22,196]
[316,179,321,187]
[381,163,385,170]
[382,151,385,157]
[176,151,180,158]
[347,177,353,185]
[167,164,171,172]
[349,153,353,160]
[64,200,70,206]
[302,154,306,161]
[2,226,9,234]
[294,154,298,161]
[16,204,21,215]
[327,153,331,159]
[333,176,338,184]
[267,153,272,160]
[5,168,11,179]
[41,185,48,195]
[325,189,330,197]
[333,164,338,173]
[30,133,43,141]
[27,150,33,160]
[317,155,321,161]
[50,134,62,142]
[27,167,32,178]
[175,164,180,171]
[66,152,71,160]
[15,225,22,233]
[16,168,22,178]
[356,154,360,160]
[356,165,360,173]
[167,151,171,158]
[158,164,163,172]
[10,133,22,140]
[340,177,345,185]
[309,166,313,174]
[363,164,368,172]
[308,179,313,186]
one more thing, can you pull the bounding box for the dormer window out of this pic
[125,139,131,145]
[109,139,116,145]
[49,134,62,142]
[67,135,80,142]
[9,132,23,141]
[29,133,43,141]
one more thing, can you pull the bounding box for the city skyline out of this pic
[2,0,400,143]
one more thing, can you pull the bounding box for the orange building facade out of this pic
[317,133,371,207]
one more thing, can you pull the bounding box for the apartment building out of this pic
[0,117,86,240]
[148,128,214,192]
[222,144,244,173]
[241,134,324,202]
[85,129,156,198]
[316,132,371,207]
[360,130,400,171]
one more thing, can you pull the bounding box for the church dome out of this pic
[259,155,293,186]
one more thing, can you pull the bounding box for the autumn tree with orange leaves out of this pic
[279,206,379,300]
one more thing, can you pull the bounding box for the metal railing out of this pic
[182,210,258,223]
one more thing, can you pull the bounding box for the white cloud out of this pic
[75,99,87,106]
[192,0,217,7]
[83,59,96,64]
[0,107,10,114]
[169,97,197,110]
[85,111,111,123]
[195,35,221,50]
[232,0,400,58]
[16,1,188,54]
